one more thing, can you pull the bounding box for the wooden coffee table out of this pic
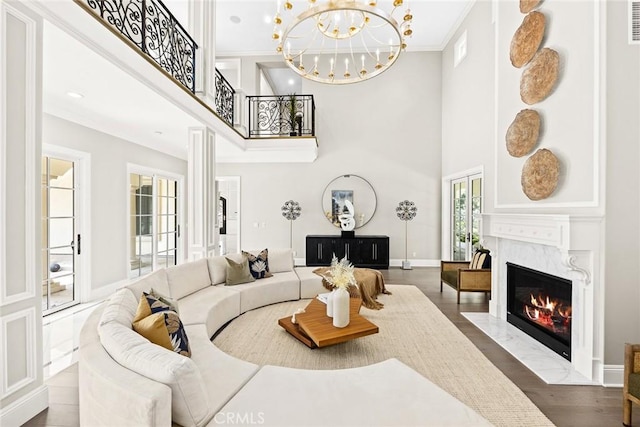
[278,297,378,348]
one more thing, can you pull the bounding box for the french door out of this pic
[129,172,180,278]
[41,155,80,315]
[451,174,483,261]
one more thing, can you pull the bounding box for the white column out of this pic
[189,0,216,103]
[0,1,48,425]
[188,127,218,260]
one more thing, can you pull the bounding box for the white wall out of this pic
[442,0,640,366]
[43,114,188,297]
[604,0,640,364]
[217,52,443,265]
[0,1,47,424]
[442,0,495,194]
[495,0,602,209]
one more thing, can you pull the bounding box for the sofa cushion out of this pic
[99,288,138,327]
[265,248,294,273]
[98,321,212,427]
[230,271,300,313]
[296,266,327,299]
[126,269,170,301]
[184,324,259,416]
[242,249,273,279]
[441,270,458,288]
[630,372,640,399]
[166,259,212,300]
[225,256,256,286]
[133,310,191,357]
[207,256,228,285]
[179,286,241,337]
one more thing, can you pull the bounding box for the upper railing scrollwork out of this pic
[215,69,235,127]
[246,95,315,138]
[83,0,197,93]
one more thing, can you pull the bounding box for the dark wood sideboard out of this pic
[305,235,389,269]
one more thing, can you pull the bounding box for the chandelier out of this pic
[272,0,413,84]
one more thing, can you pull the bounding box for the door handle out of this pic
[77,234,81,255]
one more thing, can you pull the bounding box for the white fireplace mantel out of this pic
[480,213,604,383]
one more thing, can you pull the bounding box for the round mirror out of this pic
[322,174,377,229]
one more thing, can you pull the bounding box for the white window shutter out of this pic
[631,0,640,44]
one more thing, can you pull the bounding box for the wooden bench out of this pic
[440,257,491,304]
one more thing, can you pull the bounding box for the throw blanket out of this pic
[313,267,392,310]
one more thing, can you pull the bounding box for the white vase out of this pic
[326,289,334,318]
[332,287,350,328]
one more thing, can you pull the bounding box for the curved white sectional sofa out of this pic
[79,249,491,427]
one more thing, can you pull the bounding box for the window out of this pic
[451,174,482,261]
[129,171,180,278]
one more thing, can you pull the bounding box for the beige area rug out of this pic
[213,285,554,427]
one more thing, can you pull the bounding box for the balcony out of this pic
[247,95,315,138]
[39,0,318,162]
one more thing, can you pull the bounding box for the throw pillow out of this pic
[150,287,179,314]
[470,249,491,269]
[225,256,256,286]
[133,292,172,323]
[133,310,191,357]
[242,248,273,279]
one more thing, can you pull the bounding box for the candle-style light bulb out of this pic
[287,41,291,60]
[361,54,365,69]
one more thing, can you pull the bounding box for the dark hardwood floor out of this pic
[25,268,636,427]
[383,267,635,427]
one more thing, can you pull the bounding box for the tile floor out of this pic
[42,301,102,380]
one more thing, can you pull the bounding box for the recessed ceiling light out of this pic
[230,16,241,24]
[288,78,295,85]
[66,91,84,99]
[264,15,272,24]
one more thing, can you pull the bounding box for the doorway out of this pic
[216,176,240,255]
[41,152,84,315]
[442,170,483,262]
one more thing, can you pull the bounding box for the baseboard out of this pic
[0,385,48,426]
[87,277,133,303]
[389,259,440,268]
[602,364,624,387]
[294,259,440,268]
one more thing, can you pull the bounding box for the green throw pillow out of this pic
[225,256,256,286]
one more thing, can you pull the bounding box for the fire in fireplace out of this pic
[506,263,572,360]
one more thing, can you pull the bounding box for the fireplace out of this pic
[506,262,572,361]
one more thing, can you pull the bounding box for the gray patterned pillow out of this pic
[242,248,273,280]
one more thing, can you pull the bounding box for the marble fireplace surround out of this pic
[475,213,605,384]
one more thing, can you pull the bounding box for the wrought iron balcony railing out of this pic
[215,69,235,127]
[82,0,197,93]
[247,95,315,138]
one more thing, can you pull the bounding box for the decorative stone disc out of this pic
[521,148,560,200]
[520,48,559,105]
[520,0,542,14]
[506,109,541,157]
[510,11,546,68]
